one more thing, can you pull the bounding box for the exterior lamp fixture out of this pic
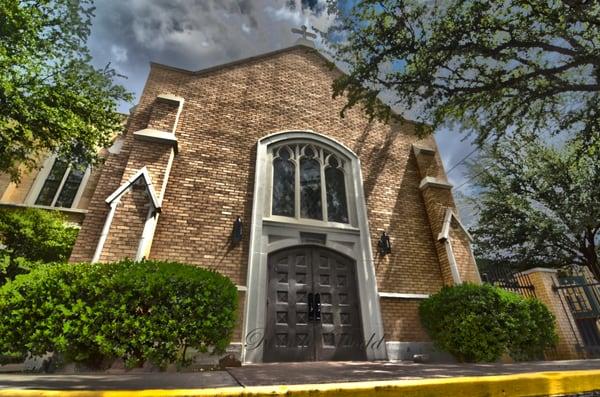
[378,231,391,256]
[232,216,243,244]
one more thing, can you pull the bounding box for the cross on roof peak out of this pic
[291,25,317,41]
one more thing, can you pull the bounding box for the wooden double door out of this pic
[264,246,366,362]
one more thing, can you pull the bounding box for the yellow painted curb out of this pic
[1,369,600,397]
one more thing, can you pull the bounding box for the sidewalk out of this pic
[0,359,599,396]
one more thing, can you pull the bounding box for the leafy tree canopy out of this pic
[469,135,600,280]
[326,0,600,144]
[0,0,132,182]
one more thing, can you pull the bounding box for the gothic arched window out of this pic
[272,147,295,217]
[271,143,349,224]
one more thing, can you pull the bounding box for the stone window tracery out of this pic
[271,143,349,224]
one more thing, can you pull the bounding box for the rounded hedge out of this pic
[0,260,237,368]
[419,283,557,363]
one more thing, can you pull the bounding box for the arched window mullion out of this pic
[319,148,328,222]
[294,145,301,220]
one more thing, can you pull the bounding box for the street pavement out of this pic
[0,359,600,390]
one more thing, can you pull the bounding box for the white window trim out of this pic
[243,130,386,363]
[25,154,91,209]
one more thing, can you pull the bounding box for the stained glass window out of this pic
[300,147,322,220]
[35,159,69,206]
[272,148,295,217]
[271,143,349,224]
[35,158,86,208]
[325,157,349,223]
[55,168,85,208]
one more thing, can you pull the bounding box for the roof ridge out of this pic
[150,43,325,76]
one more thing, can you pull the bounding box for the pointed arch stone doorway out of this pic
[264,245,366,362]
[242,130,387,363]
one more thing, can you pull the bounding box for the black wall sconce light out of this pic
[378,231,391,256]
[232,216,243,244]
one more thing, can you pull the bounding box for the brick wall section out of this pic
[449,223,481,283]
[413,144,480,286]
[70,140,134,261]
[71,46,462,342]
[421,187,456,285]
[100,188,150,261]
[147,97,180,132]
[525,269,583,359]
[380,298,430,341]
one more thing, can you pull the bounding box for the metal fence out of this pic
[554,271,600,357]
[480,266,537,298]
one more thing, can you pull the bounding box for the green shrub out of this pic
[419,283,557,363]
[0,259,237,368]
[0,207,78,285]
[0,207,78,262]
[507,298,559,361]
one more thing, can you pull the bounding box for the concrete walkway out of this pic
[0,359,600,390]
[228,358,600,387]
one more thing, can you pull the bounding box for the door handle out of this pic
[315,293,321,321]
[308,292,315,321]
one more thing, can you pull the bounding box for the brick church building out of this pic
[70,37,480,363]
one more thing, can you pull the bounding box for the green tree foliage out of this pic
[419,283,557,362]
[0,208,78,285]
[0,260,238,368]
[0,0,132,182]
[326,0,600,144]
[469,136,600,280]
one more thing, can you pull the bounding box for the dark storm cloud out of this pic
[88,0,333,112]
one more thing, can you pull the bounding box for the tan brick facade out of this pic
[522,269,583,359]
[380,298,430,342]
[70,45,479,356]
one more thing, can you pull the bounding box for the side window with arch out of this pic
[271,143,349,224]
[272,147,295,217]
[325,155,348,223]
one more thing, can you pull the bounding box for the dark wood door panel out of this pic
[264,246,366,362]
[312,248,366,361]
[264,248,315,362]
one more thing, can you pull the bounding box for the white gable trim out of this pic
[105,166,161,210]
[437,208,473,242]
[92,167,161,263]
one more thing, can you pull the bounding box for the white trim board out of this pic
[105,166,161,209]
[378,292,430,299]
[437,208,473,242]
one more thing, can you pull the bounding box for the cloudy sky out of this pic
[87,0,479,224]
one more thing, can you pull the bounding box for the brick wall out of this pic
[380,298,430,341]
[525,269,583,359]
[71,45,478,344]
[449,222,481,283]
